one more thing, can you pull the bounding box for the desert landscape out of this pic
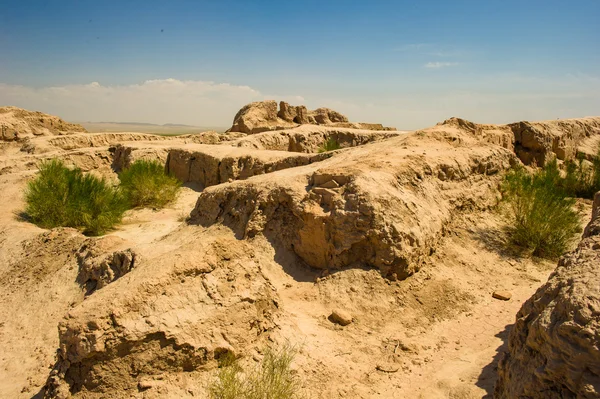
[0,101,599,399]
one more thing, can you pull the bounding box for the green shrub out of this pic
[501,161,581,259]
[209,345,303,399]
[25,159,128,235]
[118,159,181,208]
[562,151,600,199]
[318,137,341,153]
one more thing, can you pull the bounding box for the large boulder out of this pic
[227,100,296,134]
[495,192,600,398]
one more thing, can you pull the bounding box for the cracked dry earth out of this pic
[0,114,597,399]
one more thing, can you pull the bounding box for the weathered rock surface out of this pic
[230,124,402,153]
[438,117,515,150]
[76,236,137,295]
[43,235,278,398]
[0,106,87,141]
[278,101,309,124]
[111,144,169,172]
[509,117,600,165]
[46,131,243,151]
[166,146,329,187]
[440,116,600,166]
[495,191,600,398]
[111,141,330,186]
[226,100,395,134]
[191,125,515,279]
[227,100,296,134]
[309,107,349,125]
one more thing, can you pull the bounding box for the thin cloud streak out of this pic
[424,62,459,69]
[393,43,431,52]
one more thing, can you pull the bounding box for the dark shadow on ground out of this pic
[13,210,31,223]
[263,230,321,283]
[470,225,529,261]
[30,387,44,399]
[182,181,204,192]
[476,323,512,398]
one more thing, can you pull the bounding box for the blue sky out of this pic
[1,0,598,129]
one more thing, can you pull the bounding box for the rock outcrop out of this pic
[227,100,295,134]
[309,107,349,125]
[227,100,394,134]
[508,117,600,165]
[0,106,87,141]
[440,116,600,166]
[43,236,278,398]
[111,141,330,186]
[495,192,600,398]
[191,125,515,279]
[76,236,137,295]
[278,102,310,124]
[229,124,402,153]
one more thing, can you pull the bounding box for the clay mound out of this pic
[191,125,515,279]
[227,100,395,134]
[495,192,600,398]
[0,106,87,141]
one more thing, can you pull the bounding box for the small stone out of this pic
[376,363,399,373]
[329,309,353,326]
[138,378,158,391]
[493,290,512,301]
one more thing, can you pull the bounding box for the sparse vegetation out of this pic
[561,150,600,199]
[25,159,128,235]
[118,159,181,208]
[318,137,341,153]
[501,160,582,259]
[209,345,303,399]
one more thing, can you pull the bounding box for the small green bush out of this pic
[501,160,581,259]
[562,150,600,199]
[119,160,181,208]
[318,137,341,153]
[209,345,303,399]
[25,159,128,235]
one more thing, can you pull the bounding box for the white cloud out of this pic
[424,62,459,69]
[0,79,302,127]
[1,73,598,131]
